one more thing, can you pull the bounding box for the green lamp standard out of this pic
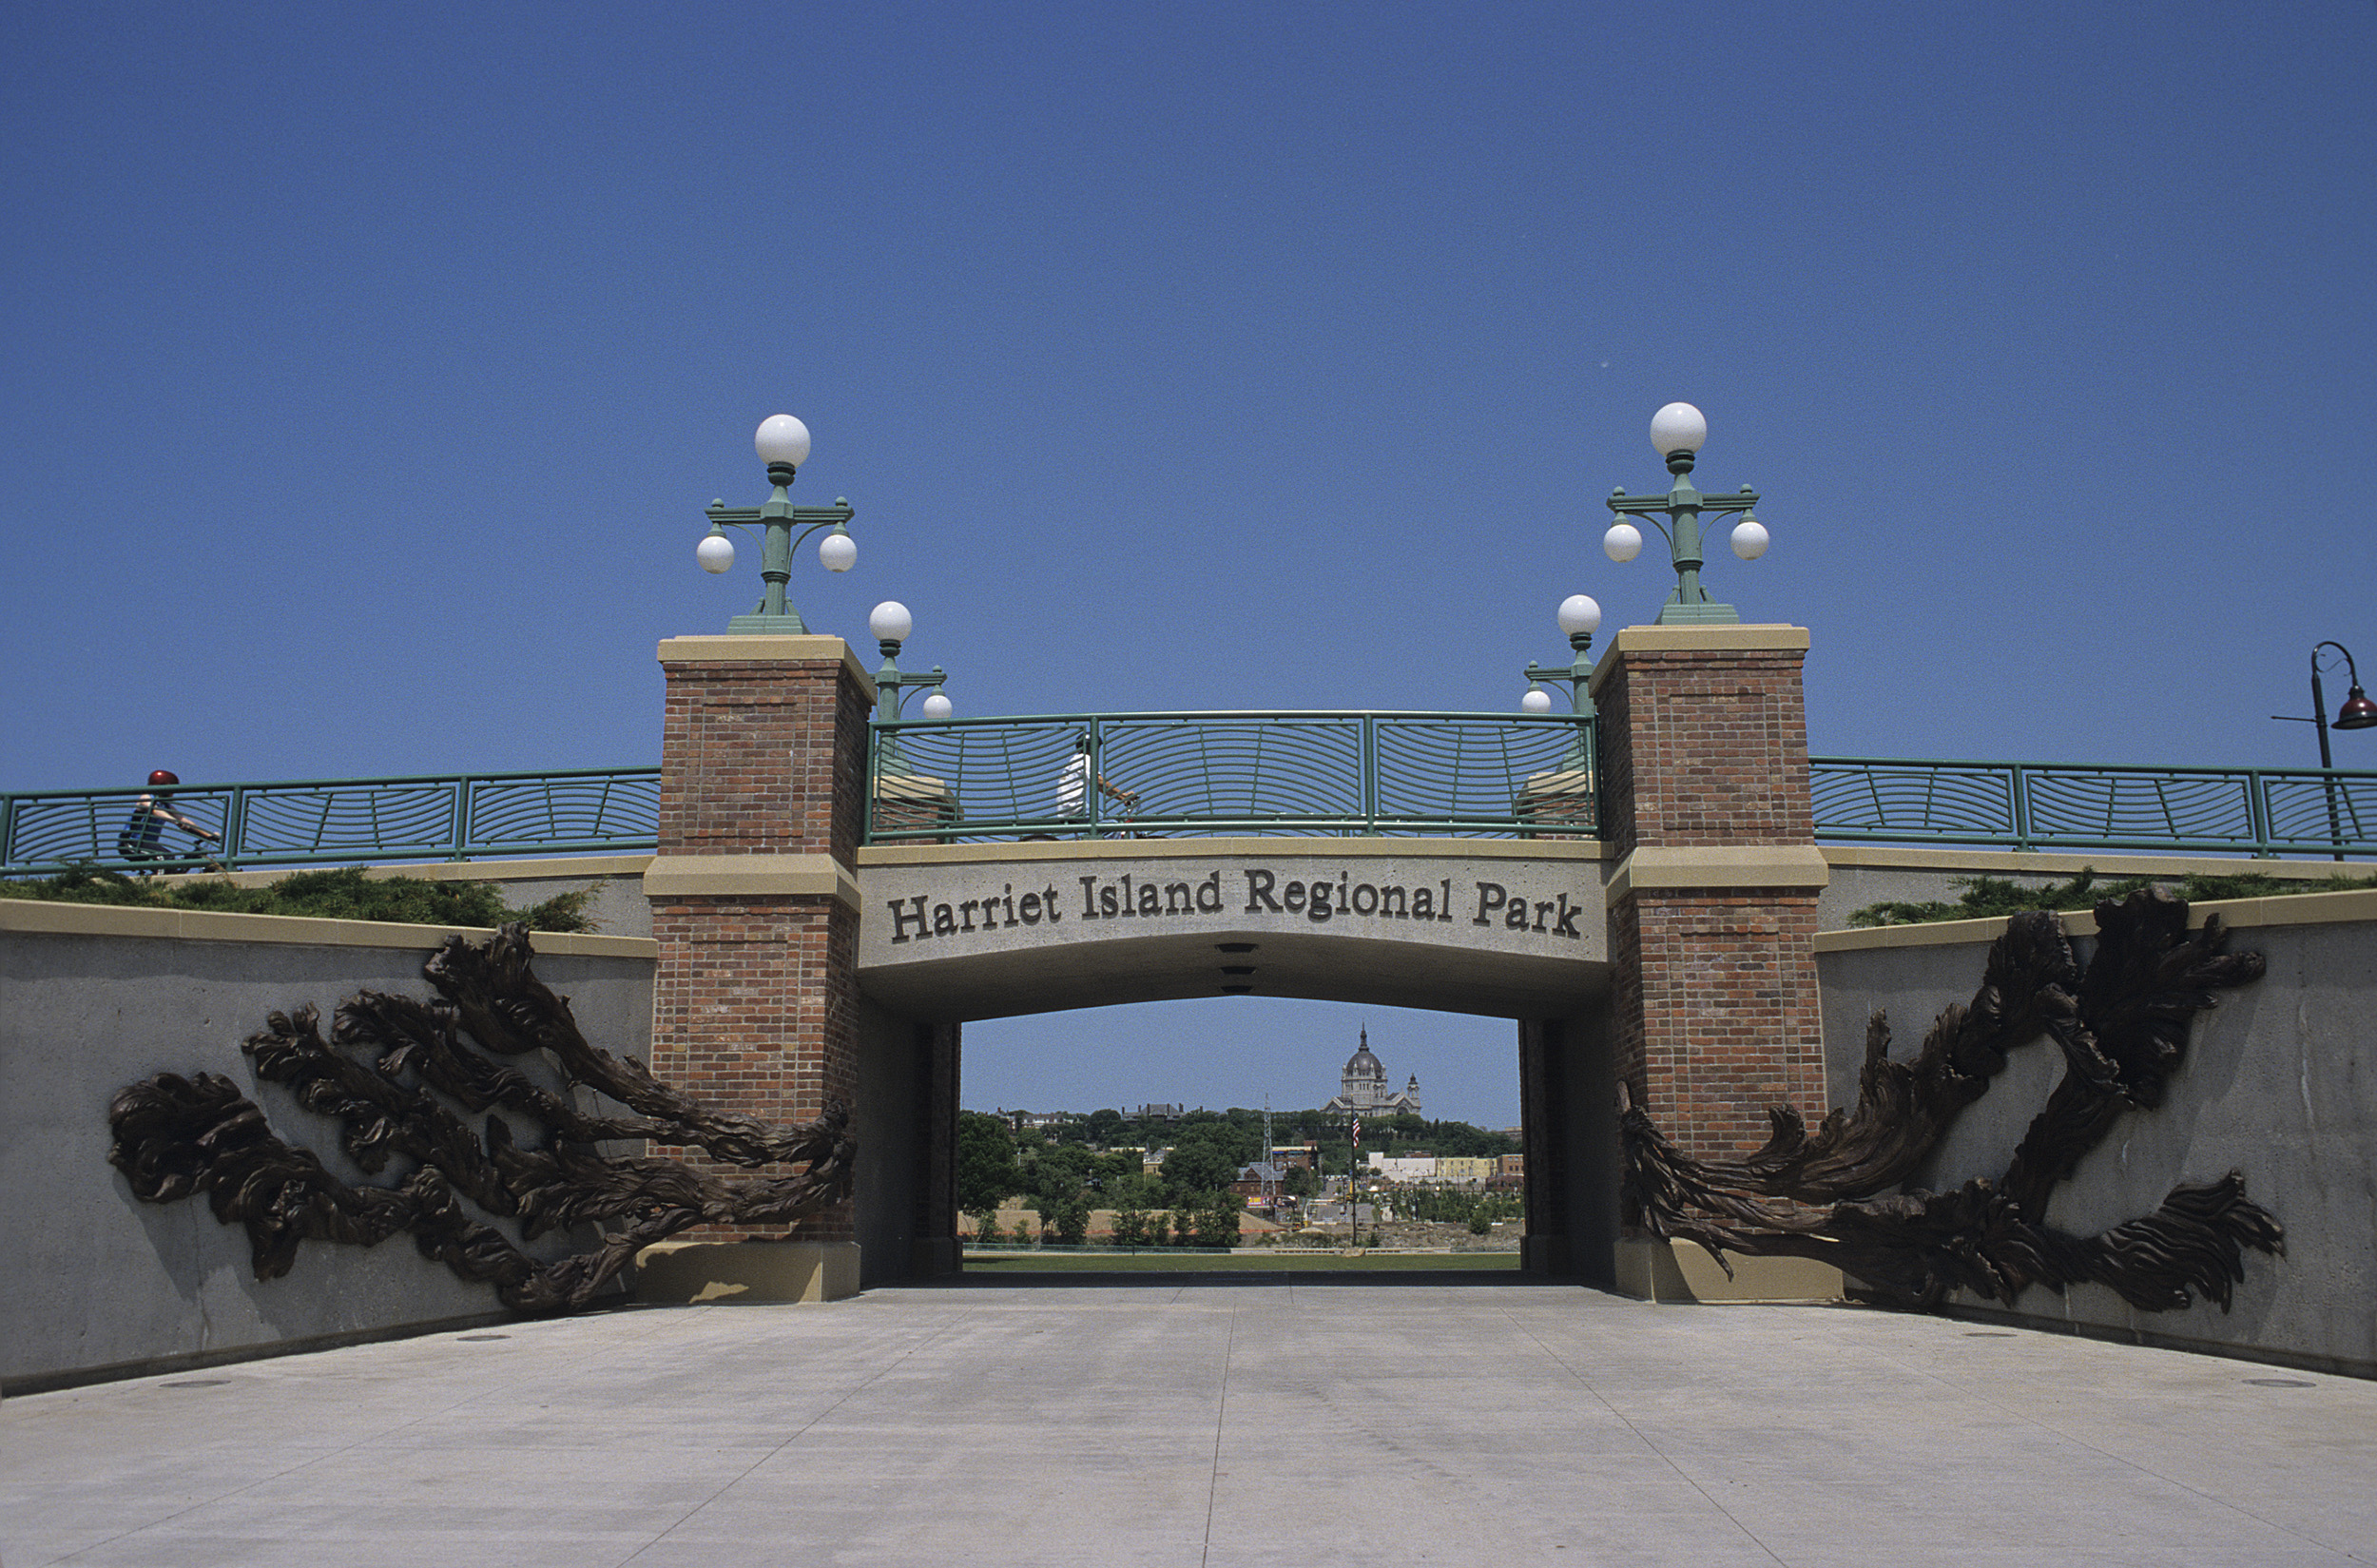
[867,600,951,776]
[2271,640,2377,860]
[1601,402,1769,626]
[695,414,857,633]
[1523,593,1601,767]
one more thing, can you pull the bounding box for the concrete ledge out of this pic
[858,836,1612,867]
[642,854,861,910]
[635,1241,861,1304]
[1819,843,2357,883]
[149,854,656,892]
[655,634,874,698]
[1613,1238,1845,1304]
[1816,885,2377,952]
[1608,844,1831,900]
[0,899,657,958]
[1589,624,1810,696]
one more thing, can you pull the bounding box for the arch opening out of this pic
[854,989,1617,1289]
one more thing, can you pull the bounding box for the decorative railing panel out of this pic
[13,740,2372,871]
[1809,757,2377,859]
[865,711,1596,842]
[0,769,661,874]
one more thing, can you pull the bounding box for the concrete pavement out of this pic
[5,1277,2373,1567]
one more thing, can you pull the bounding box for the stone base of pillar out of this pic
[1612,1237,1843,1304]
[634,1240,861,1305]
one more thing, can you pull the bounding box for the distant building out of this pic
[1436,1156,1496,1186]
[1323,1028,1422,1117]
[1232,1160,1290,1197]
[1135,1103,1185,1120]
[1364,1153,1437,1182]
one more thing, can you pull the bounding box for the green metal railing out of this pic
[0,768,662,874]
[865,711,1600,842]
[1808,756,2377,859]
[12,737,2373,875]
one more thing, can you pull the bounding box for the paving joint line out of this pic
[609,1306,976,1568]
[1503,1305,1789,1566]
[1198,1302,1239,1568]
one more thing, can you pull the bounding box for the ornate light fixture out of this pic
[869,600,950,776]
[1602,402,1768,626]
[696,414,857,633]
[1523,593,1600,769]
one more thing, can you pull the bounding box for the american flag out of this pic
[1352,1115,1362,1147]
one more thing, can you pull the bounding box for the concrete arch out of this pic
[851,838,1620,1289]
[856,839,1610,1019]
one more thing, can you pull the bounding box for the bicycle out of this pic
[117,814,228,875]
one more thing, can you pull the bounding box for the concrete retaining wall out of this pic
[0,901,657,1393]
[1816,890,2377,1376]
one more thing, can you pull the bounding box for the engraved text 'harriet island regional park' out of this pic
[885,867,1586,945]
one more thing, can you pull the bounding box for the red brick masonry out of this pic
[648,638,872,1242]
[1593,629,1828,1159]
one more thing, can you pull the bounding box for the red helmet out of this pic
[148,769,179,786]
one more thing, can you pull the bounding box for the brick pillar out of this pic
[642,635,873,1275]
[1591,625,1828,1163]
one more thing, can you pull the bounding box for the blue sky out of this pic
[7,3,2373,1125]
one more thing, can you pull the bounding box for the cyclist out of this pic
[1055,734,1138,822]
[118,770,220,866]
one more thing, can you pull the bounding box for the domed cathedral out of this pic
[1324,1027,1422,1116]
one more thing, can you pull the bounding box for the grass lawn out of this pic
[959,1250,1521,1274]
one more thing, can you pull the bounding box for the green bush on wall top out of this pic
[0,864,597,932]
[1848,866,2377,928]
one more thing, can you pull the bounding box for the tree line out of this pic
[957,1106,1520,1247]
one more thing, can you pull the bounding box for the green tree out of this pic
[1046,1192,1091,1247]
[1086,1108,1124,1144]
[1160,1139,1242,1203]
[1281,1165,1317,1199]
[956,1112,1021,1215]
[1102,1171,1165,1210]
[1147,1211,1172,1248]
[1111,1210,1149,1249]
[1188,1191,1246,1249]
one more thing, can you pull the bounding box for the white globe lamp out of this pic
[1603,523,1642,563]
[1730,518,1769,560]
[754,414,812,468]
[1521,688,1554,714]
[695,533,735,573]
[1648,401,1707,456]
[869,601,914,644]
[819,531,857,572]
[1556,593,1602,637]
[921,692,953,720]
